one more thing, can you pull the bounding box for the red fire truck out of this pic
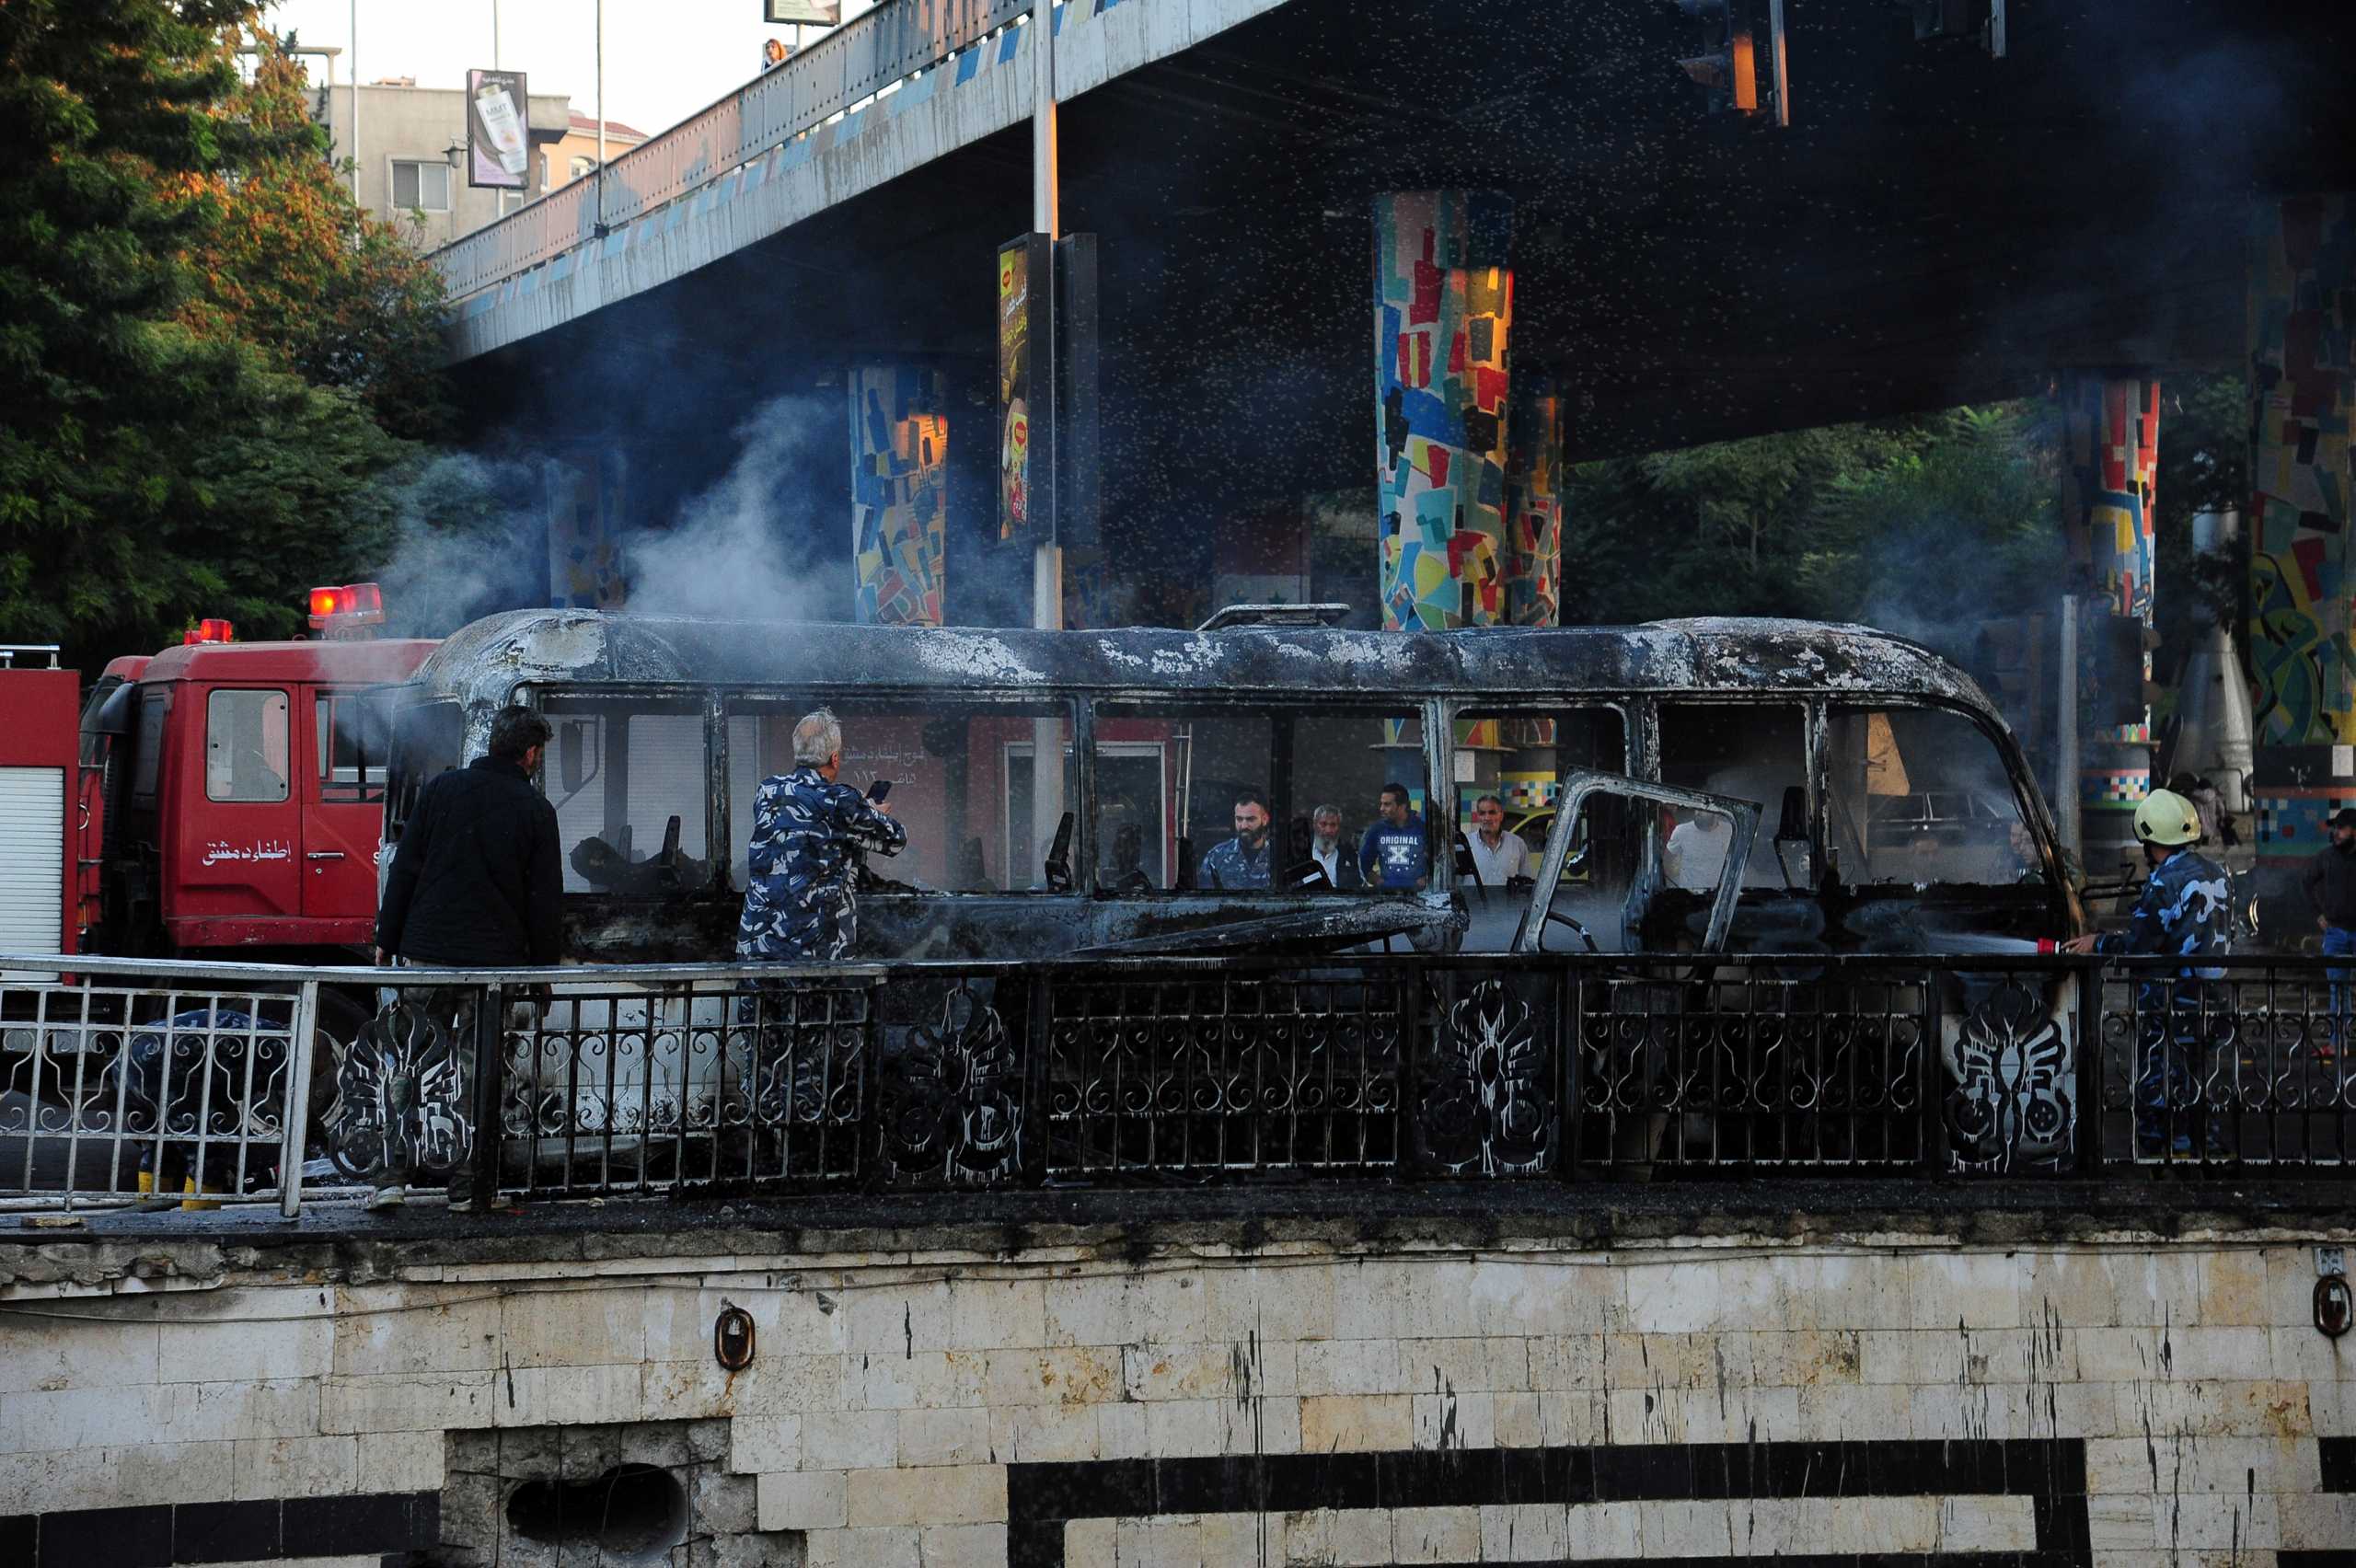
[0,588,435,971]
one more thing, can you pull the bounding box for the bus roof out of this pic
[135,638,439,686]
[410,611,1996,715]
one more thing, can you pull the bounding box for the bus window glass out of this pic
[132,691,168,805]
[1658,703,1807,890]
[725,700,1076,894]
[205,689,290,803]
[542,697,710,894]
[1824,706,2027,886]
[315,692,389,801]
[1092,705,1426,893]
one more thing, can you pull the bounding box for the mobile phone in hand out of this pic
[866,779,893,803]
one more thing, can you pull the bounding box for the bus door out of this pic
[301,688,392,923]
[1516,772,1759,954]
[179,685,301,924]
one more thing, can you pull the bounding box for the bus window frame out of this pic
[710,686,1091,899]
[529,684,725,900]
[1819,695,2076,926]
[1086,695,1447,897]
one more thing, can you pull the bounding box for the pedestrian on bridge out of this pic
[2304,806,2356,1055]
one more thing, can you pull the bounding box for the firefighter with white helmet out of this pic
[2062,787,2231,1159]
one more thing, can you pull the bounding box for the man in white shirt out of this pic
[1308,804,1359,889]
[1663,810,1733,892]
[1461,794,1530,887]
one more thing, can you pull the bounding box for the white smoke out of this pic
[363,395,849,636]
[625,396,844,623]
[368,451,550,638]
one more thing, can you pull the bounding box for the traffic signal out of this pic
[1899,0,2006,56]
[1672,0,1789,126]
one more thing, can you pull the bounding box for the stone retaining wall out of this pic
[2,1213,2351,1565]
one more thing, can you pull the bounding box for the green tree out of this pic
[0,3,439,664]
[1796,404,2062,651]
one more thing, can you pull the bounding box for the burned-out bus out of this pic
[380,610,2081,963]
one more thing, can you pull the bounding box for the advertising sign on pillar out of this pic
[466,69,531,190]
[762,1,842,21]
[998,234,1052,546]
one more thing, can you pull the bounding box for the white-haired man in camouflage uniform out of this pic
[736,709,907,962]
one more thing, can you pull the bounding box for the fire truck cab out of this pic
[81,628,435,960]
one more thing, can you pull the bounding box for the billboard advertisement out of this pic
[998,236,1038,544]
[763,1,842,23]
[467,68,531,190]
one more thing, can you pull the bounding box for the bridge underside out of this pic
[450,0,2350,622]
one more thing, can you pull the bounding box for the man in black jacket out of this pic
[369,707,561,1210]
[2306,807,2356,1055]
[376,706,561,967]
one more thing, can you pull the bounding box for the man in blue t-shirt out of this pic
[1358,782,1428,890]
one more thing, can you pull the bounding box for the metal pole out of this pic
[1029,0,1063,870]
[279,981,321,1218]
[595,0,606,232]
[2057,595,2082,858]
[349,0,361,204]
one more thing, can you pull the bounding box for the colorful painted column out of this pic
[1374,190,1515,632]
[851,365,948,626]
[2060,375,2159,842]
[2246,195,2356,863]
[1503,375,1565,628]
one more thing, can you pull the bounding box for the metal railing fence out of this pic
[433,0,1035,302]
[3,951,2350,1212]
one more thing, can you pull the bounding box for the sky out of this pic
[266,0,881,137]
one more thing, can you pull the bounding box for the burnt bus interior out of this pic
[383,674,2071,962]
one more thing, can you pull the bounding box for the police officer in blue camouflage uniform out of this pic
[1198,790,1274,891]
[2062,789,2231,1159]
[737,709,907,962]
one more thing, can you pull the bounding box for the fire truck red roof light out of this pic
[182,618,235,645]
[308,582,386,628]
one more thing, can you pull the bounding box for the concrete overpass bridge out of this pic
[427,0,2350,822]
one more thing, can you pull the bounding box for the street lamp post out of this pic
[349,0,361,204]
[595,0,606,232]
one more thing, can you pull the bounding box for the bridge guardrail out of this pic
[433,0,1035,302]
[2,951,2349,1213]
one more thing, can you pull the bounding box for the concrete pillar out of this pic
[2060,374,2158,858]
[548,444,629,609]
[2247,195,2356,749]
[1503,375,1565,628]
[851,365,948,626]
[2246,194,2356,879]
[2062,377,2161,634]
[1374,190,1515,632]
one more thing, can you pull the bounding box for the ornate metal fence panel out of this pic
[1418,969,1561,1176]
[1042,969,1409,1178]
[2096,963,2352,1168]
[0,971,317,1210]
[1568,965,1936,1172]
[486,974,880,1198]
[875,974,1027,1188]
